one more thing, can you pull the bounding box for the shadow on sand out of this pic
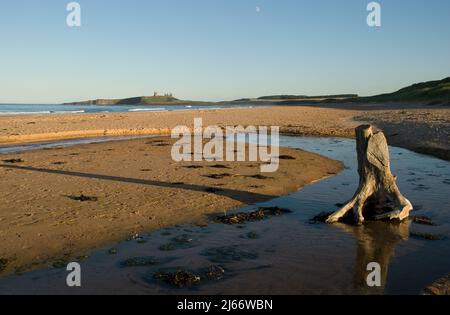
[0,164,274,204]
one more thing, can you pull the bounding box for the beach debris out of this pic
[0,258,8,272]
[423,274,450,295]
[2,158,24,163]
[326,125,413,225]
[153,270,201,288]
[215,207,292,225]
[208,164,231,169]
[202,245,258,263]
[66,194,98,202]
[202,265,226,280]
[278,155,296,160]
[410,232,445,241]
[245,174,272,180]
[411,215,436,226]
[120,257,159,267]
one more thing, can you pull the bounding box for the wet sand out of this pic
[0,137,342,275]
[0,105,448,160]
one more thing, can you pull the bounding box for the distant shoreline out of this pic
[0,105,448,161]
[63,77,450,106]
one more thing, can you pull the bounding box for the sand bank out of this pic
[0,136,342,275]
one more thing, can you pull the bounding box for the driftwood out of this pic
[326,125,413,224]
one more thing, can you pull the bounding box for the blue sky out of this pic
[1,0,449,103]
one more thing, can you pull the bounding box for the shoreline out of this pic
[0,105,448,161]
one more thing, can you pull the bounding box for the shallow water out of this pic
[0,136,449,295]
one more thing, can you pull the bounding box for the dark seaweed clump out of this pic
[154,270,201,288]
[411,216,435,226]
[0,258,8,272]
[203,173,231,179]
[246,174,271,180]
[215,207,292,224]
[66,194,98,202]
[2,159,23,163]
[278,155,296,160]
[153,265,225,288]
[202,265,226,280]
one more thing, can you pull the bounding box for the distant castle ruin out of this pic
[154,91,173,97]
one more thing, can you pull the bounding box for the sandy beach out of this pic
[1,105,448,160]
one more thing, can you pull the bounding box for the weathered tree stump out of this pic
[326,125,413,225]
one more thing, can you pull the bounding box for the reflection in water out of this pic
[336,221,410,294]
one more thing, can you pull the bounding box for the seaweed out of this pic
[215,207,292,225]
[203,173,231,179]
[278,155,296,160]
[0,258,8,272]
[411,215,436,226]
[153,270,201,288]
[66,194,98,202]
[2,159,23,163]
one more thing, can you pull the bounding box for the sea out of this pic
[0,103,258,116]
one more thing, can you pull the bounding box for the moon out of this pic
[256,6,261,13]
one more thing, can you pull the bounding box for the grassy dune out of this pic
[359,77,450,104]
